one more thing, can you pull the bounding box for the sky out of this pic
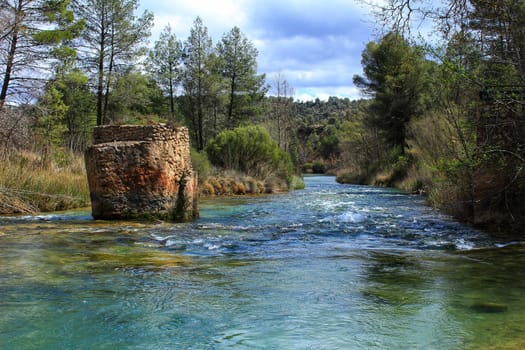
[139,0,379,101]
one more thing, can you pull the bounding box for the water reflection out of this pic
[362,251,427,306]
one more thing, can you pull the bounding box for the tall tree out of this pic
[148,24,182,121]
[75,0,153,125]
[46,69,95,152]
[216,26,267,129]
[36,84,68,162]
[0,0,83,109]
[353,32,431,154]
[181,17,215,150]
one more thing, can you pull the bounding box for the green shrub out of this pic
[190,148,210,182]
[336,171,368,185]
[302,162,313,173]
[288,175,306,190]
[303,161,325,174]
[206,125,293,180]
[312,161,325,174]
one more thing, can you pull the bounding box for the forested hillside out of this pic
[1,0,524,235]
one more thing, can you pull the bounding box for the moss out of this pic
[470,302,508,313]
[88,247,190,270]
[362,287,420,305]
[477,338,525,350]
[172,173,188,222]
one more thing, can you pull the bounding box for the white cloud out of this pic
[295,86,362,102]
[141,0,375,100]
[143,0,248,40]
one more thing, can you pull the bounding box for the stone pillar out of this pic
[84,124,198,221]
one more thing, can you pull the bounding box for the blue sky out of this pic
[140,0,378,101]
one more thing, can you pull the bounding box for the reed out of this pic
[0,150,90,214]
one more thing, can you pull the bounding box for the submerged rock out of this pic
[85,124,198,222]
[470,302,508,313]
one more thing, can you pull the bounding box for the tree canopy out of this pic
[353,32,432,153]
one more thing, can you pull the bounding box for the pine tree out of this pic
[0,0,83,108]
[181,17,215,150]
[216,26,267,128]
[353,32,431,154]
[75,0,153,125]
[148,25,182,121]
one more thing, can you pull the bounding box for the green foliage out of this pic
[0,0,84,108]
[354,32,432,153]
[36,85,68,163]
[217,26,268,128]
[206,125,293,179]
[367,0,525,230]
[107,70,164,121]
[318,125,340,159]
[148,24,182,120]
[180,17,216,150]
[77,0,154,125]
[288,175,306,190]
[33,0,84,45]
[312,162,326,174]
[177,18,269,150]
[53,70,96,152]
[190,148,211,182]
[291,97,371,172]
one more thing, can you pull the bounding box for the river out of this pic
[1,175,524,349]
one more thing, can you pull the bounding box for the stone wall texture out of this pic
[85,124,198,221]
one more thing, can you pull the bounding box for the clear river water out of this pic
[1,175,525,349]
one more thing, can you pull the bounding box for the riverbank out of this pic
[0,151,90,214]
[335,165,525,240]
[199,171,304,196]
[0,150,304,215]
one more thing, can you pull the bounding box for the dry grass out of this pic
[199,169,294,197]
[0,150,90,214]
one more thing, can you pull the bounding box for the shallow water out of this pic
[1,176,525,349]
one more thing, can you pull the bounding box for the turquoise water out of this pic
[1,176,525,349]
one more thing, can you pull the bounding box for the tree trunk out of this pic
[227,74,236,128]
[0,0,23,109]
[169,63,175,119]
[103,20,116,124]
[96,37,105,125]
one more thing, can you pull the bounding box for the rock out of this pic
[85,124,198,222]
[469,302,508,313]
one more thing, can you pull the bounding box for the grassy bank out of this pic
[0,151,90,214]
[0,149,305,215]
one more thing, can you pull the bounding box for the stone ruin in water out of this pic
[85,124,198,221]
